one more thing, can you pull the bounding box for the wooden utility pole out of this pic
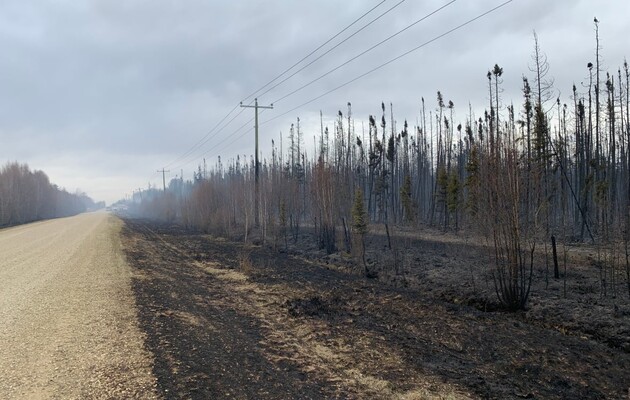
[157,168,170,192]
[240,98,273,226]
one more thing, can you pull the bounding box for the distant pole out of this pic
[157,168,170,192]
[240,98,273,226]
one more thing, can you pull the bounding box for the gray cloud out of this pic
[0,0,628,204]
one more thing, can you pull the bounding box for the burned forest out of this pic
[132,24,630,311]
[115,22,630,398]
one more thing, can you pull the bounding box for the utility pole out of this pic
[240,98,273,226]
[157,168,170,192]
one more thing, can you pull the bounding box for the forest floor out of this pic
[121,218,630,399]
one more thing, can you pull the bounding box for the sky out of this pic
[0,0,628,205]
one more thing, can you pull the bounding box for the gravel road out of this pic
[0,212,158,399]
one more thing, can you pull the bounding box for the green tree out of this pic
[447,171,460,230]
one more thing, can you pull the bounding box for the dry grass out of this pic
[237,251,255,275]
[195,260,249,282]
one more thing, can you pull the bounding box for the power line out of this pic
[163,103,241,168]
[262,0,515,126]
[168,106,249,170]
[144,0,514,195]
[173,0,438,171]
[132,1,515,201]
[163,0,466,176]
[206,112,268,160]
[269,0,457,105]
[241,0,389,103]
[162,1,393,173]
[172,115,257,171]
[253,0,408,101]
[201,109,272,161]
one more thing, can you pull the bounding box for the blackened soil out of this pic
[121,218,630,399]
[122,220,337,399]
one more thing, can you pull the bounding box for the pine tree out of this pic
[447,170,460,230]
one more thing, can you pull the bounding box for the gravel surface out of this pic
[0,212,158,399]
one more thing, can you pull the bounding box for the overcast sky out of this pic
[0,0,628,204]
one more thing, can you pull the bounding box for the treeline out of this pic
[134,25,630,308]
[0,162,100,227]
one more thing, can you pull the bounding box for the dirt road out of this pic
[0,213,157,399]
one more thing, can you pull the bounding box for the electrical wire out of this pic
[167,106,249,170]
[269,0,457,105]
[163,103,240,168]
[252,0,408,102]
[199,109,270,161]
[138,0,516,199]
[162,0,392,172]
[241,0,389,103]
[170,0,413,170]
[171,114,256,171]
[261,0,515,126]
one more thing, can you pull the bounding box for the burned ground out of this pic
[122,218,630,399]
